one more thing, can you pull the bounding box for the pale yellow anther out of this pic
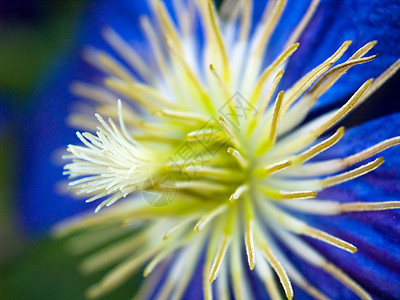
[349,40,377,60]
[257,159,292,178]
[207,0,230,82]
[307,55,377,99]
[219,116,242,150]
[258,241,293,300]
[244,197,255,270]
[227,147,247,168]
[209,235,231,283]
[249,44,298,106]
[322,157,384,188]
[313,78,373,138]
[260,186,317,201]
[293,126,345,165]
[140,16,169,76]
[257,91,285,155]
[340,201,400,212]
[248,70,284,135]
[209,64,232,102]
[303,226,357,253]
[153,0,183,53]
[229,184,248,203]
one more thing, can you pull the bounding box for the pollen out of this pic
[57,0,400,299]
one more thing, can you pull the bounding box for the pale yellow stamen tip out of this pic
[245,220,255,270]
[229,184,248,203]
[322,157,384,188]
[304,227,357,253]
[227,147,247,168]
[340,201,400,212]
[257,159,292,178]
[209,235,230,284]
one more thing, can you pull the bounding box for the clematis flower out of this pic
[21,0,400,299]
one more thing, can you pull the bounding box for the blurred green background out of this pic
[0,1,137,299]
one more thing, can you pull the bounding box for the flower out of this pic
[27,0,400,299]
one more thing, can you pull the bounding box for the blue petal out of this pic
[319,112,400,160]
[287,113,400,298]
[18,0,153,235]
[271,231,358,299]
[279,0,400,111]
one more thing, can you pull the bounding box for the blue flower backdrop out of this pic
[14,0,400,299]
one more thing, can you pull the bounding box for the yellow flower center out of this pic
[58,1,400,299]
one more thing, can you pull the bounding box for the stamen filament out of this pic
[249,44,298,105]
[289,137,400,177]
[260,186,317,200]
[322,157,384,188]
[253,0,287,58]
[86,244,163,298]
[303,226,357,253]
[244,197,256,270]
[239,0,252,42]
[321,263,372,300]
[292,126,345,165]
[157,109,209,123]
[209,235,231,283]
[219,116,242,150]
[194,205,228,232]
[256,159,292,178]
[340,201,400,212]
[357,58,400,106]
[227,147,247,168]
[229,184,248,203]
[272,226,371,300]
[165,38,215,113]
[313,79,373,137]
[257,91,285,155]
[186,128,222,141]
[153,0,183,53]
[143,237,190,277]
[97,52,135,81]
[102,27,153,82]
[207,0,230,81]
[284,0,320,47]
[104,79,158,112]
[258,240,293,300]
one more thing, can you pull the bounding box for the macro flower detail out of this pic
[57,0,400,299]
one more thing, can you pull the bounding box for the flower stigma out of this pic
[57,0,400,299]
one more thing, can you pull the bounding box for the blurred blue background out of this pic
[0,1,141,299]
